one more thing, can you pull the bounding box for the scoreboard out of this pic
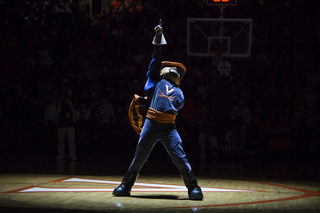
[206,0,238,6]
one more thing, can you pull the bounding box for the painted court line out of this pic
[16,186,257,193]
[3,177,262,193]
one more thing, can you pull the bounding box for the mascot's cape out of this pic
[128,94,148,134]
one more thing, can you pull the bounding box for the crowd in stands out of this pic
[0,0,319,160]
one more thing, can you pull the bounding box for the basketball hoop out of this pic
[210,49,224,65]
[212,49,224,57]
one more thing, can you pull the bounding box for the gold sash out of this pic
[146,107,176,124]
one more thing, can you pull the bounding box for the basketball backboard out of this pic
[187,18,252,58]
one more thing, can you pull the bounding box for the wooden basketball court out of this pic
[0,148,319,213]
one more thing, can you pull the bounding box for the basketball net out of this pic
[211,50,224,66]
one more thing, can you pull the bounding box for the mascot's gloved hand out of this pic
[152,20,167,45]
[154,25,163,36]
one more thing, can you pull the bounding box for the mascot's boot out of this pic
[112,170,139,196]
[181,171,204,200]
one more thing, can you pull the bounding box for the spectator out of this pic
[259,113,276,156]
[29,95,45,150]
[292,89,305,119]
[197,104,218,163]
[94,95,116,151]
[269,115,290,153]
[44,96,58,150]
[264,81,281,113]
[309,123,320,155]
[75,101,91,150]
[178,98,198,142]
[1,95,16,149]
[235,80,252,107]
[50,4,61,13]
[280,80,294,110]
[229,98,251,156]
[56,90,77,161]
[15,93,31,150]
[303,84,319,118]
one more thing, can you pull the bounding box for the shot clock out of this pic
[206,0,238,6]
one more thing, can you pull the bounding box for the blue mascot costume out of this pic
[113,20,203,200]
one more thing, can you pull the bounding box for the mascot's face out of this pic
[160,67,180,86]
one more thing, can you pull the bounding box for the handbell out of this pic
[152,19,167,45]
[152,33,167,45]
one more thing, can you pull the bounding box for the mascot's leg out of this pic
[161,129,203,200]
[112,170,139,196]
[181,170,203,200]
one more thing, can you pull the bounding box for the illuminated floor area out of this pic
[0,144,320,212]
[0,174,320,213]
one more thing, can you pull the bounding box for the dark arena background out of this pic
[0,0,320,212]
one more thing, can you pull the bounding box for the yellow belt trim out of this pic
[146,108,176,124]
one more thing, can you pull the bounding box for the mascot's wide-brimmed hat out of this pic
[162,61,186,80]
